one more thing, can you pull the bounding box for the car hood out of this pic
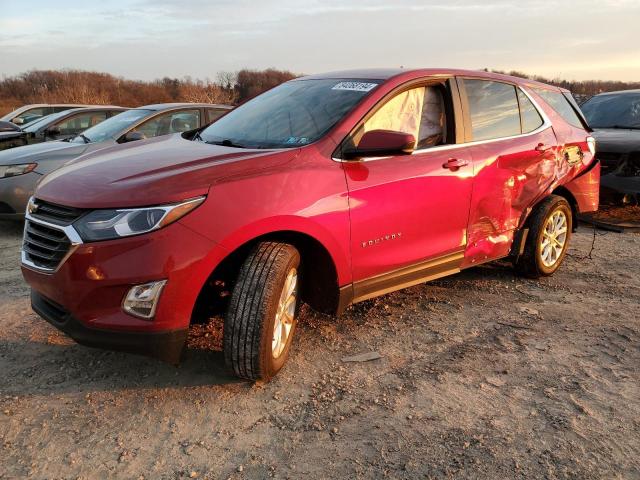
[0,139,92,168]
[592,128,640,153]
[36,134,297,209]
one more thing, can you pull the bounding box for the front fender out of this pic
[185,214,352,286]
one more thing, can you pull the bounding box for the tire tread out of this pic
[224,242,298,380]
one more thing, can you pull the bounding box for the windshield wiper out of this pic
[75,133,91,143]
[208,138,248,148]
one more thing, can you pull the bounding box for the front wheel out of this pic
[224,242,301,381]
[515,195,573,278]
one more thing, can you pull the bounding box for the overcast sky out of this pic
[1,0,639,82]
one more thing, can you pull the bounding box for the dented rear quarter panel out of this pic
[463,127,560,266]
[565,160,601,213]
[461,86,597,267]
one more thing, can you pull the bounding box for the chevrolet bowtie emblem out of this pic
[27,199,38,214]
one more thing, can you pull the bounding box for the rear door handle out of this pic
[442,158,469,171]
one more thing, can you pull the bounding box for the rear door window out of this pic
[518,90,544,133]
[462,79,521,141]
[56,111,107,135]
[135,109,201,138]
[533,88,584,128]
[207,108,228,124]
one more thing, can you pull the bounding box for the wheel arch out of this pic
[191,227,346,324]
[512,188,578,258]
[550,186,579,232]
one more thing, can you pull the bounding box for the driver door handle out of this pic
[442,158,469,171]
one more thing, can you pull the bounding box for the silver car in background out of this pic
[0,103,232,219]
[0,104,92,126]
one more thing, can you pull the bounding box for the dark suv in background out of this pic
[582,90,640,203]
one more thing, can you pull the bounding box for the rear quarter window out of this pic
[533,88,584,128]
[517,90,544,133]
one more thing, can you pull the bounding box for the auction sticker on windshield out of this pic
[332,82,378,92]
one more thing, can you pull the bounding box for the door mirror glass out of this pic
[344,129,415,159]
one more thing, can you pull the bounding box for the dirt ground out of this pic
[1,221,639,479]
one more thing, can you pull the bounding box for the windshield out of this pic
[23,111,70,133]
[70,109,152,143]
[198,78,380,148]
[581,92,640,129]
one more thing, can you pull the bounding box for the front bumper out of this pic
[0,171,42,220]
[22,219,230,358]
[32,290,187,363]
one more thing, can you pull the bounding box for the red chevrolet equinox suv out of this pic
[21,69,600,381]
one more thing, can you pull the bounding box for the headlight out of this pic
[74,196,205,242]
[0,163,37,179]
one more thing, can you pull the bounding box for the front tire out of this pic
[224,242,301,381]
[515,195,572,278]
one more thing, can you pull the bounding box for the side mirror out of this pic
[45,125,61,137]
[344,129,416,159]
[122,131,146,143]
[0,121,20,132]
[11,117,24,125]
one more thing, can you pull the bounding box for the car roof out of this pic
[13,103,93,108]
[138,103,234,111]
[0,104,97,121]
[299,68,565,92]
[592,89,640,97]
[58,106,127,113]
[23,107,128,128]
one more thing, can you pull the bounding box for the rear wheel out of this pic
[224,242,301,381]
[515,195,572,278]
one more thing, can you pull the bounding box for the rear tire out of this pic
[224,242,301,381]
[514,195,572,278]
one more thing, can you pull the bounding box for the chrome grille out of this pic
[30,198,85,226]
[22,220,72,271]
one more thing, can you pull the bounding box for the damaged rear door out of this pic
[457,78,559,267]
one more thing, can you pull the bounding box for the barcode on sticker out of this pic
[332,82,378,92]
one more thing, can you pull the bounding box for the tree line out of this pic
[0,68,298,115]
[487,69,640,102]
[1,67,638,116]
